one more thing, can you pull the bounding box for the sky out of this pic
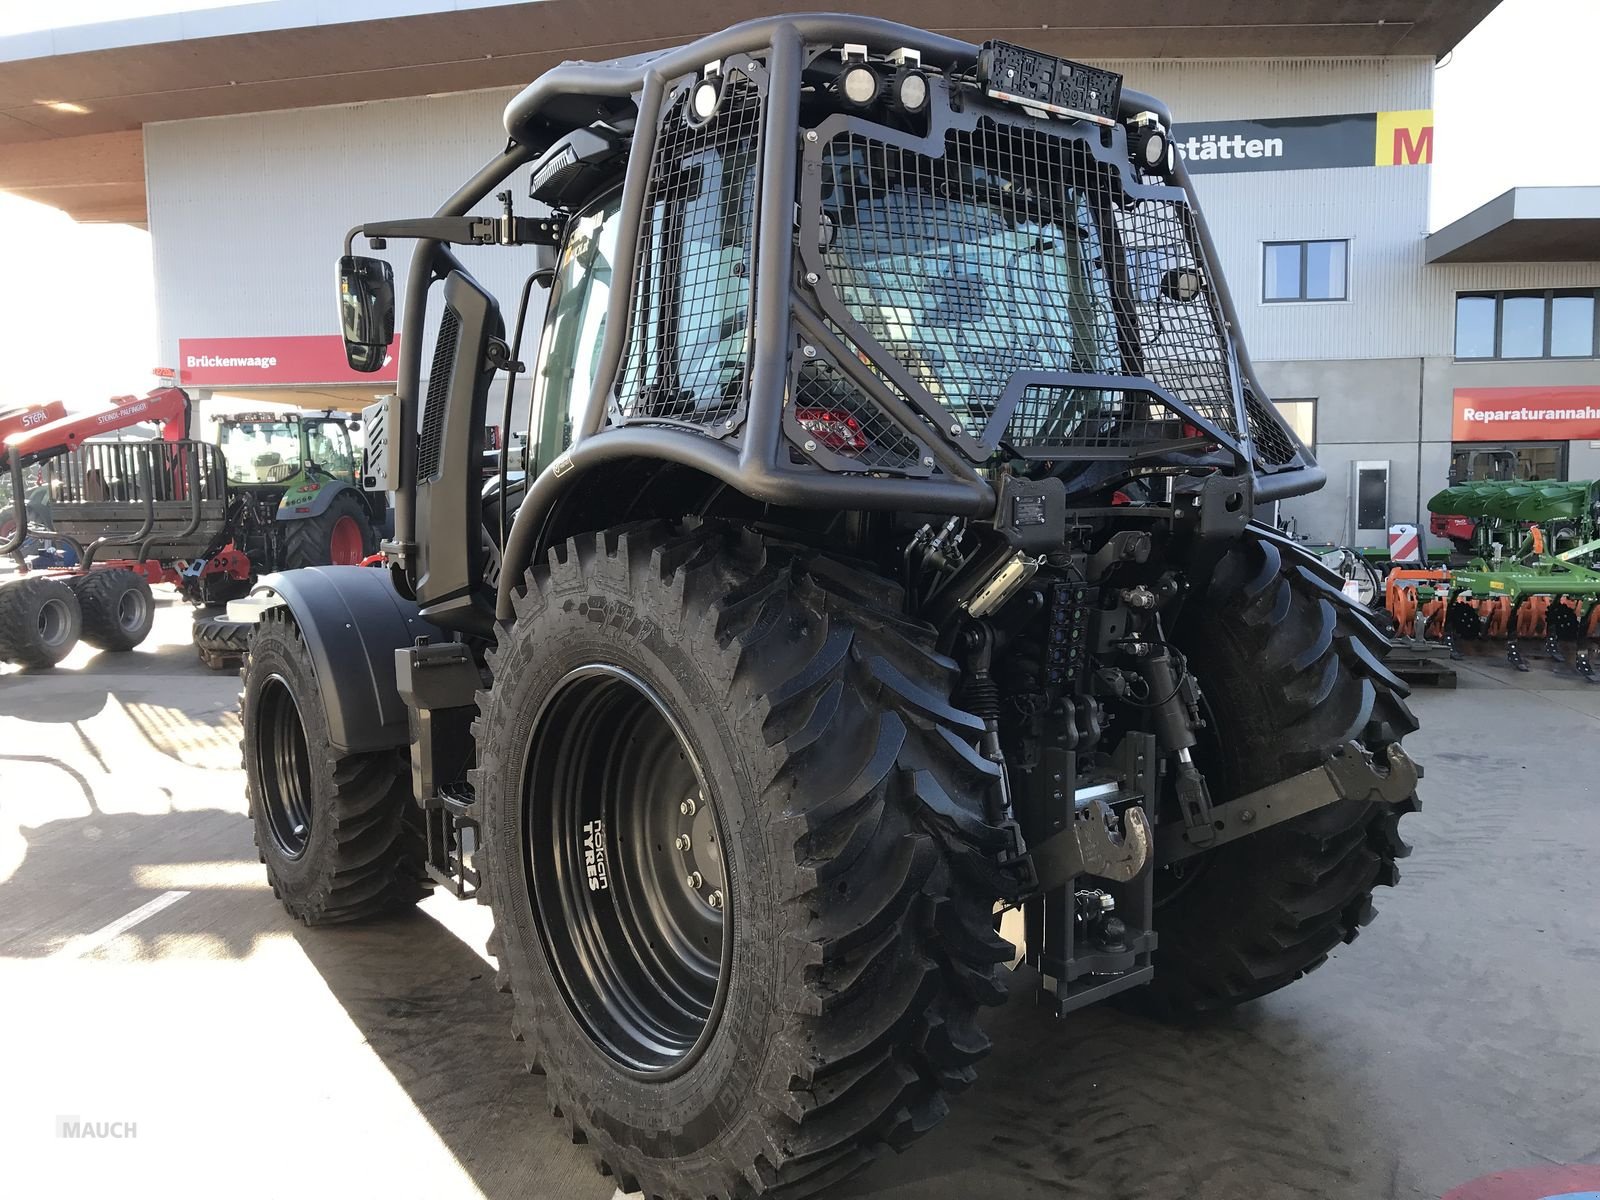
[0,0,1595,409]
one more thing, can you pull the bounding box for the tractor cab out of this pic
[211,409,380,574]
[216,410,362,499]
[214,412,358,489]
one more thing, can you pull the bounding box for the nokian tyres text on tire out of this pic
[1152,524,1421,1016]
[0,575,82,669]
[241,608,430,924]
[69,568,155,652]
[472,522,1016,1200]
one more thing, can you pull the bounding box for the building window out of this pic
[1454,289,1598,360]
[1272,398,1316,451]
[1262,240,1348,303]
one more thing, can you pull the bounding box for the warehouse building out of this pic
[4,0,1596,544]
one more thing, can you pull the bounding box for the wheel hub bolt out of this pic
[675,834,691,851]
[680,796,698,816]
[708,890,723,910]
[687,871,703,890]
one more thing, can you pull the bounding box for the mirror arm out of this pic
[344,214,566,255]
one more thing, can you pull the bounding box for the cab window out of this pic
[529,196,621,473]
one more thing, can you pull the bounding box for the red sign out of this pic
[1453,386,1600,442]
[1442,1163,1600,1198]
[177,335,398,387]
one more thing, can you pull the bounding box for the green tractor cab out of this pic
[214,410,382,568]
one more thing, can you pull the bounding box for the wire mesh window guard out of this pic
[815,116,1245,458]
[789,355,927,473]
[616,70,764,431]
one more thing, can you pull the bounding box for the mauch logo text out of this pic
[57,1116,138,1139]
[582,820,609,892]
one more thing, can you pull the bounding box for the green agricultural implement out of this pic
[1384,479,1600,679]
[1428,478,1599,560]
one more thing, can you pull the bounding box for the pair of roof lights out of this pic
[836,44,930,115]
[688,46,930,126]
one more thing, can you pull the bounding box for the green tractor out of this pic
[212,409,383,576]
[191,411,386,661]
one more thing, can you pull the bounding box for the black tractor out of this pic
[236,16,1420,1198]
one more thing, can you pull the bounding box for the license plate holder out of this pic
[976,40,1123,126]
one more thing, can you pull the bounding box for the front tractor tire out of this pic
[1154,526,1421,1015]
[277,490,378,571]
[473,522,1014,1200]
[241,609,429,924]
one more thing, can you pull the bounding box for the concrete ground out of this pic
[2,582,1598,1200]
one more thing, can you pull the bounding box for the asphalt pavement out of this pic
[2,583,1598,1199]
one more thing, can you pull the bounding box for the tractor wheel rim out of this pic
[523,664,730,1078]
[117,585,150,633]
[37,597,71,647]
[328,515,364,565]
[256,674,314,858]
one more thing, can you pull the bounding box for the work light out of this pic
[839,63,881,108]
[893,67,929,113]
[1126,111,1172,177]
[690,76,722,123]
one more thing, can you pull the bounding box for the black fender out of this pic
[248,565,447,753]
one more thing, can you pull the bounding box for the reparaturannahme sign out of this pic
[1173,110,1432,174]
[1452,386,1600,442]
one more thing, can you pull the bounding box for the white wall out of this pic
[145,86,534,401]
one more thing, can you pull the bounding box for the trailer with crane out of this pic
[0,388,382,668]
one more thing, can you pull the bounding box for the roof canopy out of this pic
[1426,187,1600,265]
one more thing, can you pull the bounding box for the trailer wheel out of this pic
[473,522,1014,1200]
[1152,526,1420,1015]
[278,491,377,570]
[0,576,82,669]
[70,568,155,652]
[241,609,430,923]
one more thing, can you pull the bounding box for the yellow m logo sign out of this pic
[1376,110,1433,165]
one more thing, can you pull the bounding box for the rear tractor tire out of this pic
[70,568,155,652]
[472,521,1015,1200]
[0,575,82,669]
[241,608,430,923]
[277,490,377,570]
[1152,526,1420,1016]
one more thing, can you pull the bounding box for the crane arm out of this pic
[4,387,193,463]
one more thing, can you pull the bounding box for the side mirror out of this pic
[337,255,395,372]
